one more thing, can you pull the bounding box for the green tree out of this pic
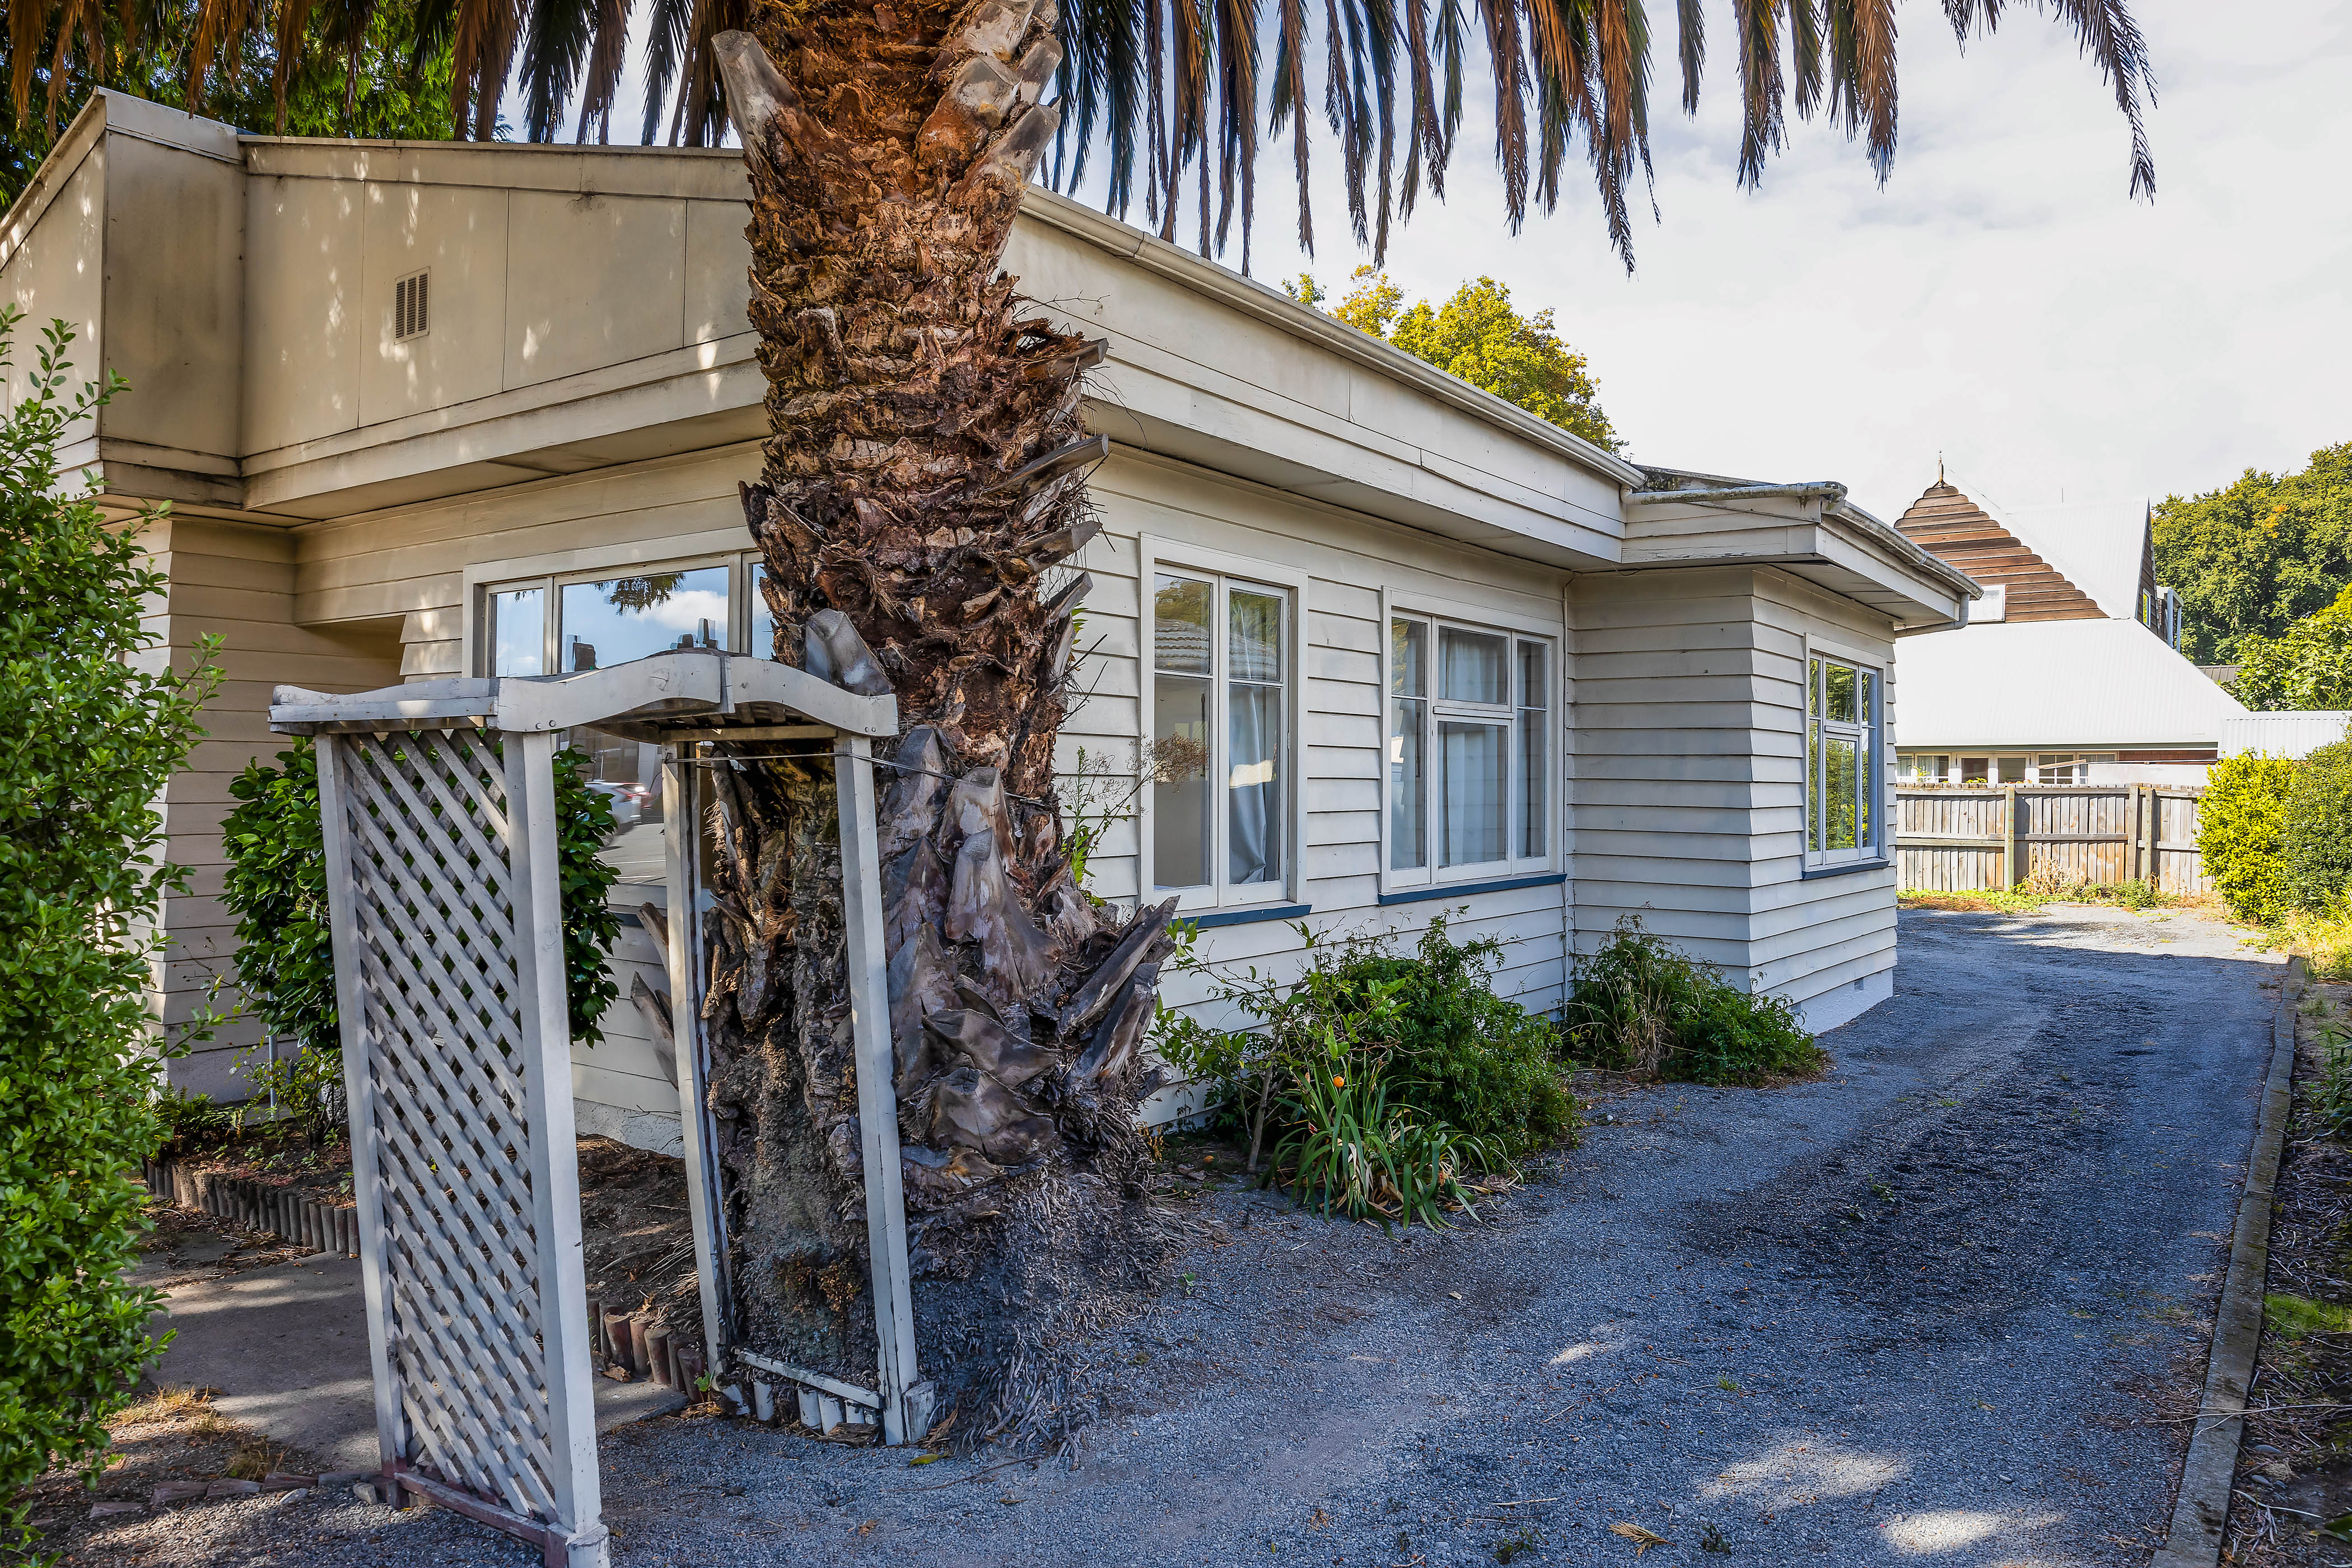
[2,0,457,207]
[2152,441,2352,666]
[1287,267,1621,452]
[0,312,217,1553]
[2197,753,2300,927]
[2229,586,2352,712]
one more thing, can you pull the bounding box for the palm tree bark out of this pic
[698,12,1188,1438]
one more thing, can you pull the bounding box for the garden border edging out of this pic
[2151,954,2305,1568]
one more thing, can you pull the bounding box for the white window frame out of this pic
[1803,632,1887,871]
[1136,536,1309,916]
[1379,588,1561,898]
[464,538,770,677]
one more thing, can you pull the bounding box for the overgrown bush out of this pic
[2199,753,2300,926]
[1332,920,1578,1157]
[2284,738,2352,914]
[2287,895,2352,983]
[219,738,626,1132]
[1560,916,1822,1085]
[0,314,217,1553]
[1156,918,1578,1228]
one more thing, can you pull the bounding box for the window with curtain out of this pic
[1151,569,1290,904]
[1388,613,1552,883]
[1807,651,1883,867]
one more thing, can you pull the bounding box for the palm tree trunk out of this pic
[701,15,1188,1439]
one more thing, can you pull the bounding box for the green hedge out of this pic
[221,738,626,1084]
[2286,738,2352,913]
[0,315,216,1553]
[2199,753,2300,926]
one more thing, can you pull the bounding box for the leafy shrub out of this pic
[219,738,626,1116]
[2285,738,2352,913]
[1561,916,1822,1085]
[0,314,217,1553]
[1156,918,1577,1227]
[2199,753,2300,926]
[1333,919,1578,1157]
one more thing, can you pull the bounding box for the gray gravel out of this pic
[146,906,2283,1567]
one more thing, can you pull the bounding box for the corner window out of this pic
[1150,570,1291,907]
[478,553,764,895]
[1389,613,1552,884]
[1807,652,1883,866]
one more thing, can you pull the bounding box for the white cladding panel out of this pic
[1569,566,1897,1025]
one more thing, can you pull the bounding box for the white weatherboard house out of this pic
[4,91,1973,1150]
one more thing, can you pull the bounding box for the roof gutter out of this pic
[1626,479,1981,608]
[1625,480,1848,506]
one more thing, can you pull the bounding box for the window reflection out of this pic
[491,587,545,676]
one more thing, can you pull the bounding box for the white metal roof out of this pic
[2224,711,2352,759]
[1892,617,2246,750]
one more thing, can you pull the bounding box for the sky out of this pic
[520,1,2352,524]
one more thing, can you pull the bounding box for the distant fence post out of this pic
[2003,785,2019,889]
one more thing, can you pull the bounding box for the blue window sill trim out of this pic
[1377,872,1565,907]
[1184,902,1313,930]
[1799,858,1891,881]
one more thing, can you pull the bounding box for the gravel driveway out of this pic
[141,906,2284,1567]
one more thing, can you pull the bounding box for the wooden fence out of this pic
[1894,785,2209,895]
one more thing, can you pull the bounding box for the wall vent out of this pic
[394,270,431,341]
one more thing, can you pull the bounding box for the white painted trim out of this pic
[1135,534,1310,913]
[1378,585,1565,898]
[463,544,761,678]
[1800,632,1889,870]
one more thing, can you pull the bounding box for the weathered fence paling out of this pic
[1894,784,2210,894]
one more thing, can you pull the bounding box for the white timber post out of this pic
[503,732,608,1568]
[314,735,408,1495]
[662,746,733,1392]
[833,735,928,1445]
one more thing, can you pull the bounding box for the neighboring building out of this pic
[2,92,1972,1146]
[1889,475,2244,787]
[2224,712,2351,759]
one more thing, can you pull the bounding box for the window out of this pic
[1899,753,1950,784]
[1389,612,1552,884]
[478,554,764,894]
[1806,651,1882,867]
[1149,569,1291,907]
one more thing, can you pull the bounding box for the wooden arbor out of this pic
[268,649,912,1567]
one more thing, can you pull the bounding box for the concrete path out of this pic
[129,906,2283,1567]
[151,1250,687,1474]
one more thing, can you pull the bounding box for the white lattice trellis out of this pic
[318,724,604,1566]
[272,652,909,1567]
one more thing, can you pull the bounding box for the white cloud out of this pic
[1088,0,2352,522]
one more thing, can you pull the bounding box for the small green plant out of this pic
[2312,1024,2352,1138]
[2286,894,2352,981]
[1494,1524,1539,1562]
[1270,1065,1501,1231]
[2200,753,2300,926]
[1054,743,1144,892]
[155,1086,234,1152]
[1699,1522,1733,1553]
[1560,916,1822,1085]
[239,1043,347,1146]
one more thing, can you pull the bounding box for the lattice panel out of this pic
[334,729,558,1522]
